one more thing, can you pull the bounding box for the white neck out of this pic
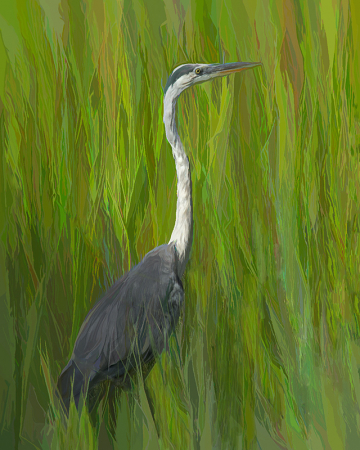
[163,87,193,278]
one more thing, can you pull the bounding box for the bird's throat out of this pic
[164,93,193,278]
[169,151,193,278]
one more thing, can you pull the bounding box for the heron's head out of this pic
[164,61,262,99]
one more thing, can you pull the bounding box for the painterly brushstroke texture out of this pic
[0,0,359,448]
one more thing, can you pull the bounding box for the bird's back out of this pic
[57,243,184,411]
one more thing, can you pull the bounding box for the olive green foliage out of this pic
[1,0,360,448]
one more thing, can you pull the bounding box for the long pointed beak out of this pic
[207,61,262,77]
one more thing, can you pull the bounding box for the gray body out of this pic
[57,60,260,414]
[57,244,183,410]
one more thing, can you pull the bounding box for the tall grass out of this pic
[1,0,360,448]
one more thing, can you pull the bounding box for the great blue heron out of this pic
[57,61,261,421]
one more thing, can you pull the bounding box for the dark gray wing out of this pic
[59,243,184,400]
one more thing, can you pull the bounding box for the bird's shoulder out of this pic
[89,243,179,306]
[111,242,181,305]
[72,244,182,358]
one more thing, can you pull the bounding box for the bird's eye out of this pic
[195,68,201,74]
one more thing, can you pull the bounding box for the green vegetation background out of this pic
[1,0,360,448]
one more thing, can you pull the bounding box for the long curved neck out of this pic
[163,89,193,278]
